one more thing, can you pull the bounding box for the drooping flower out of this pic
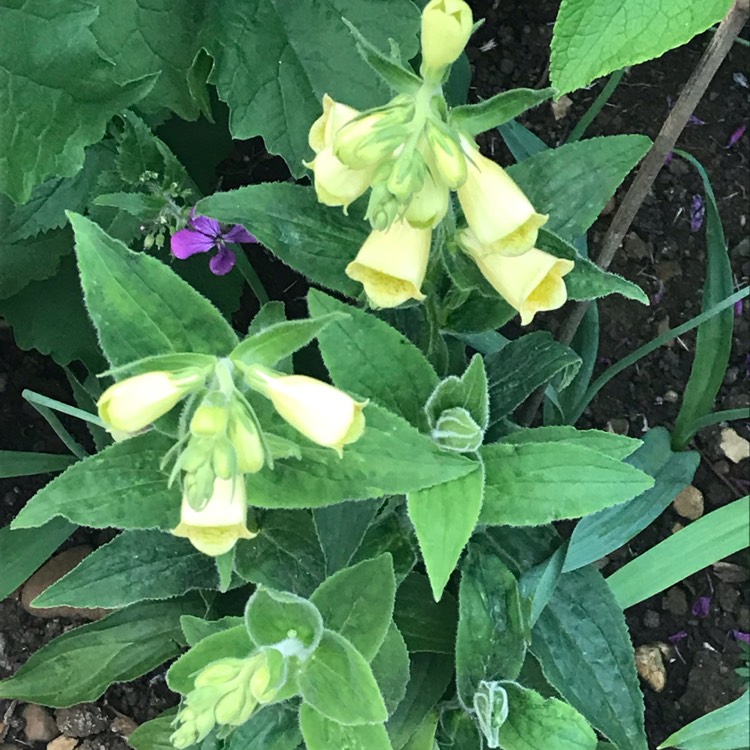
[171,211,256,275]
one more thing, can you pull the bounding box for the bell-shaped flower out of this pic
[346,219,432,308]
[98,370,205,433]
[250,370,366,456]
[308,94,360,154]
[172,476,255,557]
[420,0,474,75]
[305,145,374,212]
[460,229,574,325]
[457,137,548,256]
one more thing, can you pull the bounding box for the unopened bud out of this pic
[190,401,229,438]
[386,150,426,203]
[228,412,266,474]
[420,0,473,75]
[426,120,467,189]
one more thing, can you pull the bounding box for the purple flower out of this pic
[687,114,705,126]
[668,630,688,643]
[732,630,750,644]
[726,124,746,149]
[664,151,674,166]
[691,594,712,618]
[735,299,744,317]
[170,211,256,275]
[690,195,705,232]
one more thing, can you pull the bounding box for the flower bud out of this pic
[228,412,266,474]
[386,149,425,203]
[365,181,402,231]
[250,370,366,456]
[211,437,236,480]
[305,146,374,211]
[457,137,548,256]
[404,168,450,228]
[420,0,473,75]
[308,94,360,154]
[425,120,467,189]
[334,111,404,169]
[459,229,574,325]
[190,401,229,438]
[346,219,432,308]
[98,370,204,433]
[172,476,256,556]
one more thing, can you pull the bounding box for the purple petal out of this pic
[223,224,257,244]
[735,299,744,316]
[170,227,216,259]
[189,214,222,238]
[687,114,705,126]
[691,594,712,618]
[690,195,705,232]
[732,630,750,644]
[726,124,747,149]
[668,630,688,643]
[664,151,674,166]
[209,247,236,275]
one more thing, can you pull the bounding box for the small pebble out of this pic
[663,389,679,404]
[110,716,138,738]
[47,738,78,750]
[55,706,109,739]
[712,562,750,584]
[643,610,660,628]
[672,486,704,520]
[662,587,689,616]
[606,418,630,436]
[635,644,668,692]
[22,704,59,743]
[719,428,749,463]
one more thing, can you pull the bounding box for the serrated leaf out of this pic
[301,704,393,750]
[408,466,484,601]
[507,135,651,240]
[200,0,419,175]
[479,443,655,526]
[0,597,201,706]
[451,88,555,136]
[500,426,641,461]
[550,0,733,95]
[32,530,217,609]
[311,555,396,661]
[371,622,411,716]
[69,212,237,367]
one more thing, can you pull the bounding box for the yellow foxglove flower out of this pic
[98,370,203,433]
[460,230,574,325]
[457,137,548,256]
[404,169,450,228]
[172,476,256,557]
[308,94,359,154]
[306,145,374,211]
[346,219,432,308]
[421,0,473,74]
[228,413,266,474]
[253,371,366,456]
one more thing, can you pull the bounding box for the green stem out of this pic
[234,247,270,306]
[23,391,90,460]
[22,389,105,428]
[567,69,625,143]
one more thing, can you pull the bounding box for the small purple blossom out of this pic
[664,151,674,166]
[735,299,744,317]
[668,630,688,644]
[687,114,706,126]
[170,210,256,275]
[732,630,750,644]
[690,195,705,232]
[691,594,712,618]
[726,124,747,149]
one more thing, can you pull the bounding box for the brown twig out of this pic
[520,0,750,425]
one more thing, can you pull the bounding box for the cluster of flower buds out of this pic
[171,649,286,748]
[305,0,574,324]
[97,356,366,557]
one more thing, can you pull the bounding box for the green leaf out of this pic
[672,153,734,448]
[32,530,217,609]
[443,290,515,334]
[199,184,367,297]
[127,709,178,750]
[401,711,438,750]
[0,519,74,601]
[531,567,647,750]
[408,466,484,601]
[500,426,641,461]
[226,703,303,750]
[450,88,555,136]
[499,119,549,161]
[498,682,597,750]
[69,212,237,367]
[300,629,388,726]
[480,442,654,526]
[301,704,393,750]
[484,332,581,427]
[246,403,476,509]
[11,432,179,531]
[235,510,326,597]
[0,597,201,706]
[550,0,733,95]
[563,427,699,572]
[200,0,419,175]
[352,507,418,584]
[311,555,396,661]
[393,572,457,655]
[313,499,383,575]
[425,354,489,432]
[608,496,750,609]
[456,544,527,704]
[167,625,254,694]
[0,3,154,202]
[231,313,347,369]
[0,450,76,478]
[658,692,750,750]
[308,290,439,429]
[437,708,482,749]
[180,615,245,646]
[371,623,411,716]
[245,588,324,651]
[507,136,652,240]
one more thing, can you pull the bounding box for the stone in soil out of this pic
[47,738,78,750]
[672,486,704,520]
[679,649,744,715]
[22,703,59,742]
[55,705,109,738]
[719,428,750,464]
[635,643,669,692]
[662,587,689,616]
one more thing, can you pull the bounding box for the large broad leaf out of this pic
[69,212,237,367]
[531,567,647,750]
[308,290,439,430]
[200,0,419,175]
[0,597,201,706]
[550,0,733,95]
[0,2,153,203]
[507,136,651,239]
[198,183,367,297]
[11,432,179,532]
[300,704,392,750]
[32,530,217,609]
[480,442,654,525]
[500,426,641,461]
[226,704,302,750]
[372,622,411,716]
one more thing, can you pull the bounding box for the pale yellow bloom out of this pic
[421,0,474,73]
[306,145,374,211]
[308,94,359,154]
[457,137,547,256]
[228,414,266,474]
[425,120,467,189]
[346,219,432,308]
[253,371,366,456]
[404,168,450,228]
[98,370,202,433]
[460,229,574,325]
[172,476,255,557]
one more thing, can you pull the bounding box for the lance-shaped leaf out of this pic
[450,88,555,136]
